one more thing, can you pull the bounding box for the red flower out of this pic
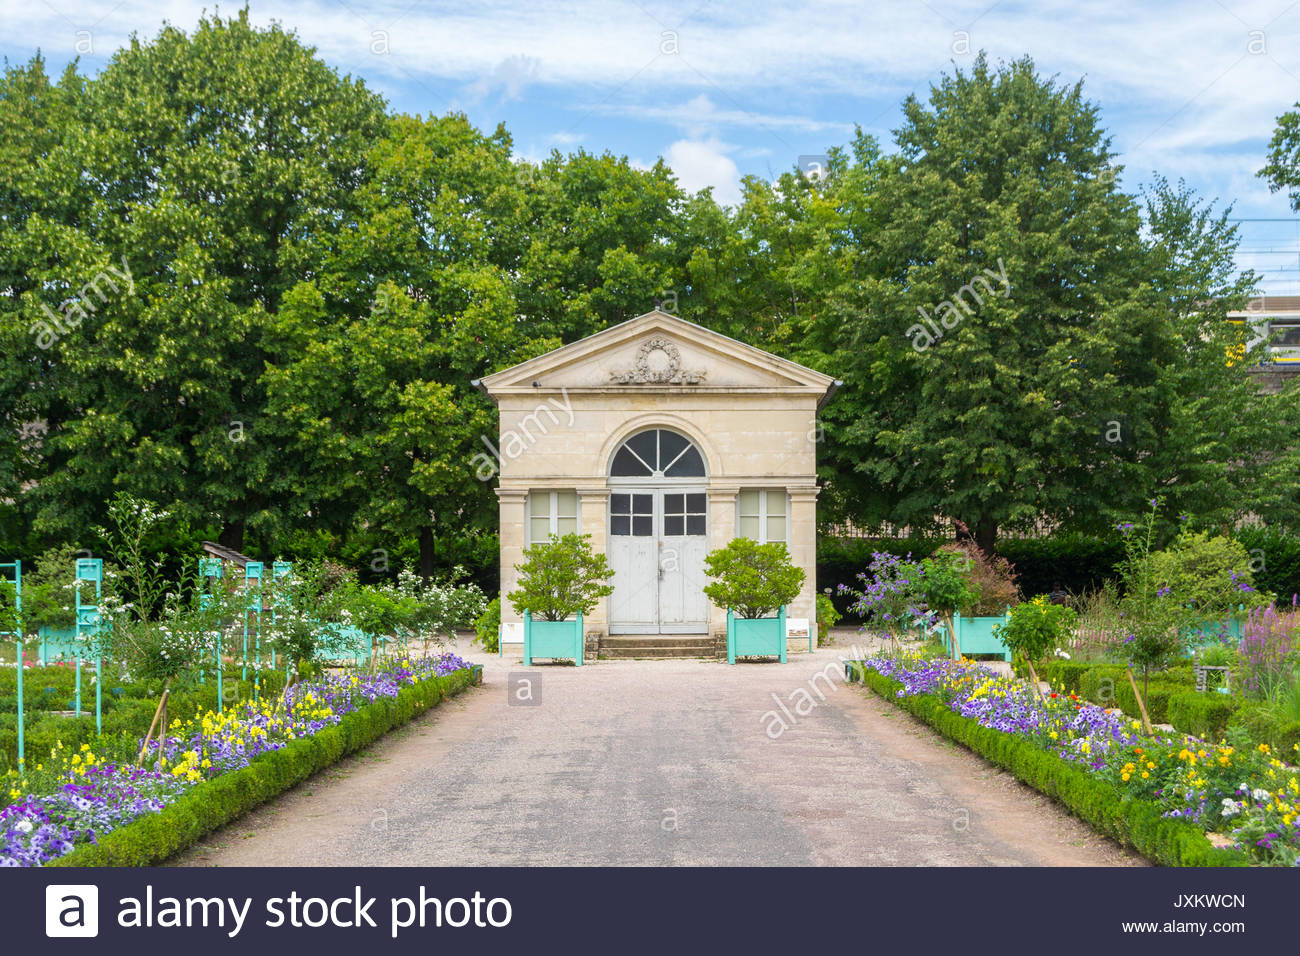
[1050,692,1059,698]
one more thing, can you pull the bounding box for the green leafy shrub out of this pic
[475,597,501,652]
[507,533,614,622]
[934,540,1019,615]
[1149,530,1270,616]
[996,533,1125,599]
[816,593,841,646]
[1167,691,1239,741]
[703,538,805,619]
[916,549,975,639]
[995,596,1076,664]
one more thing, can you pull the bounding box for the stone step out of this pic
[598,637,717,660]
[601,636,712,649]
[599,644,717,659]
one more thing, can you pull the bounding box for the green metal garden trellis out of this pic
[199,558,223,712]
[244,562,263,697]
[75,558,105,734]
[1,559,23,768]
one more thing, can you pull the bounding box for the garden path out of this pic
[173,632,1142,866]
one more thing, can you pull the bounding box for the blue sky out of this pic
[4,0,1300,292]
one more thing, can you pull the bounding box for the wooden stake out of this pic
[1027,659,1044,698]
[944,612,960,659]
[1126,667,1153,735]
[137,687,170,765]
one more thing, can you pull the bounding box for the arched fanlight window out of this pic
[609,428,706,478]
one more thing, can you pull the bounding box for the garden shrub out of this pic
[474,596,501,653]
[1166,691,1239,741]
[507,533,614,621]
[995,596,1075,664]
[1148,530,1270,614]
[935,540,1019,615]
[703,538,804,619]
[996,533,1124,598]
[849,665,1248,867]
[816,593,841,646]
[50,666,477,866]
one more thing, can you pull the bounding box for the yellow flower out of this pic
[1141,771,1150,779]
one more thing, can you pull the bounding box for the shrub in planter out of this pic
[703,538,805,620]
[507,534,614,622]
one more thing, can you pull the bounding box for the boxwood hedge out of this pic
[48,665,479,867]
[848,663,1248,867]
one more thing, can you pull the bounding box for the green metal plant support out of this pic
[1,559,23,768]
[75,558,105,734]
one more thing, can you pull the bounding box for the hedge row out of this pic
[848,664,1249,867]
[819,525,1300,610]
[48,665,479,867]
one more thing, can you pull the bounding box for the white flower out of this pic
[1252,788,1271,803]
[14,819,33,834]
[1220,798,1241,818]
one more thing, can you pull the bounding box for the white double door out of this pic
[607,487,709,634]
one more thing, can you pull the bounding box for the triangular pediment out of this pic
[476,311,837,397]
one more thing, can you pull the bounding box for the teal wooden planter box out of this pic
[726,607,787,664]
[523,610,583,666]
[1182,617,1245,645]
[941,609,1012,661]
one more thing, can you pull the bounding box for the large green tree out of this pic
[11,12,387,551]
[806,56,1273,552]
[263,113,525,577]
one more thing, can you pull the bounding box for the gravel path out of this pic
[172,633,1142,867]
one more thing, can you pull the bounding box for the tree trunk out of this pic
[973,516,998,559]
[419,525,436,580]
[219,519,245,553]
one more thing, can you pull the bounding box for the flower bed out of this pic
[1,653,473,867]
[856,655,1298,866]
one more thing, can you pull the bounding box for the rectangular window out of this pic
[610,492,654,536]
[737,489,787,543]
[1270,321,1300,350]
[663,492,707,536]
[528,490,578,545]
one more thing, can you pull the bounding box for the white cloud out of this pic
[663,138,742,205]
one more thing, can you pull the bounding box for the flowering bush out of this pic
[861,654,1300,865]
[838,551,927,633]
[0,653,472,867]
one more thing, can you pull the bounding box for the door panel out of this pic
[608,491,658,631]
[659,491,709,631]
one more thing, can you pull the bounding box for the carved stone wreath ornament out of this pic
[609,337,707,385]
